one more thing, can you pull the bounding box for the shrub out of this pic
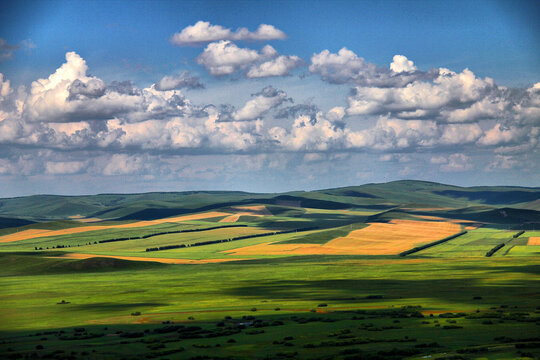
[443,325,463,329]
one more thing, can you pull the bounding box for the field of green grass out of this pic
[0,181,539,359]
[416,228,517,257]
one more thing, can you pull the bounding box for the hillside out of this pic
[1,180,539,222]
[1,180,539,360]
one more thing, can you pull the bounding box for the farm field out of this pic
[0,180,539,359]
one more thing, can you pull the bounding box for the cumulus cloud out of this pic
[196,41,303,78]
[275,103,319,120]
[102,154,146,175]
[170,21,286,46]
[0,73,12,99]
[310,48,432,87]
[19,52,192,124]
[196,41,262,75]
[270,108,348,151]
[439,153,473,172]
[390,55,417,73]
[347,68,497,119]
[477,123,526,146]
[0,50,538,182]
[440,123,483,145]
[246,55,303,78]
[232,86,290,121]
[154,72,204,91]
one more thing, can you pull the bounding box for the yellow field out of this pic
[0,211,230,243]
[527,237,540,245]
[225,219,461,256]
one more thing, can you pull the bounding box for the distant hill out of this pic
[0,180,538,222]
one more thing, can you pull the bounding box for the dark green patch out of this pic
[277,223,368,245]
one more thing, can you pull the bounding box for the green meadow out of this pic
[0,181,539,359]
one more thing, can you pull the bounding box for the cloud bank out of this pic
[1,21,538,188]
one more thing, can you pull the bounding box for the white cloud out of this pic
[485,155,519,171]
[0,50,538,183]
[303,153,325,162]
[439,123,483,145]
[196,41,302,78]
[170,21,286,46]
[196,41,262,75]
[390,55,417,73]
[154,72,203,91]
[0,73,12,99]
[477,123,525,146]
[347,68,496,118]
[17,52,192,124]
[246,55,303,78]
[233,86,289,121]
[310,48,430,87]
[270,108,348,151]
[439,153,472,172]
[430,156,447,164]
[102,154,146,175]
[45,161,86,174]
[442,97,508,123]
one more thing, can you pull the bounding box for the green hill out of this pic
[0,180,538,225]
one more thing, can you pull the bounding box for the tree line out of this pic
[145,227,317,252]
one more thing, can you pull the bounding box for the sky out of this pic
[0,0,539,197]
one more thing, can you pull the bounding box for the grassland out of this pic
[0,181,539,359]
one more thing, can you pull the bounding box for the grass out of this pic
[276,223,368,245]
[416,227,520,257]
[0,181,539,359]
[1,254,539,359]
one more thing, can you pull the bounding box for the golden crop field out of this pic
[225,219,461,256]
[0,211,230,243]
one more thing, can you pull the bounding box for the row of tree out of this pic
[146,227,317,252]
[399,231,468,257]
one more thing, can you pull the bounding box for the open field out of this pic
[0,181,539,359]
[0,211,231,243]
[529,236,540,245]
[0,253,539,360]
[225,220,461,256]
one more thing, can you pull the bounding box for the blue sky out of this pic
[0,0,539,196]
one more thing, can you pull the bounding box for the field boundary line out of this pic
[485,230,526,257]
[399,230,468,257]
[145,227,317,252]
